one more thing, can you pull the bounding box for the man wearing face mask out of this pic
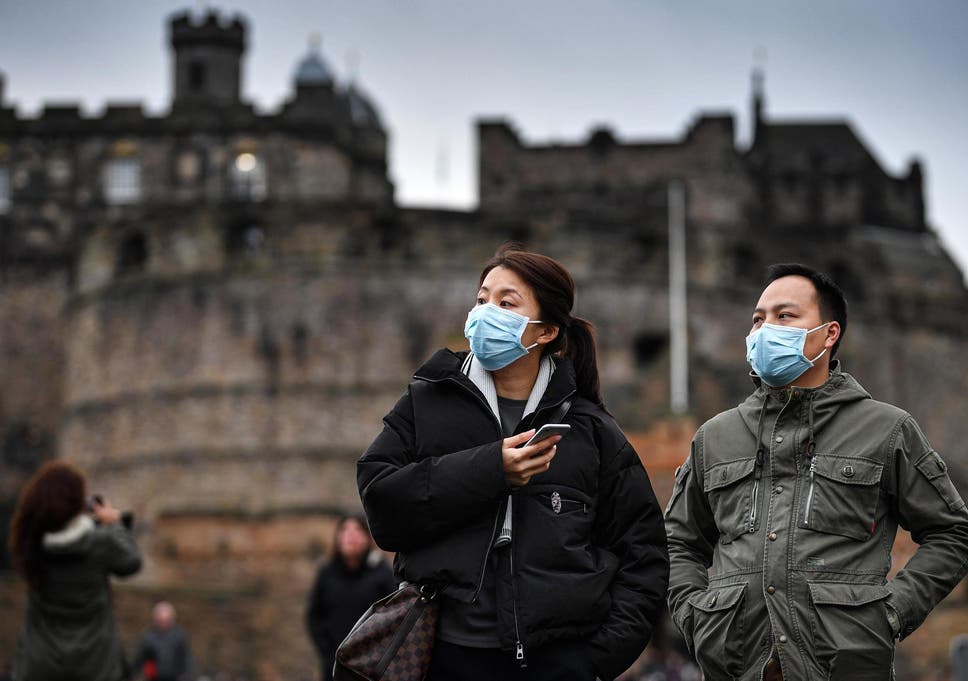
[664,263,968,681]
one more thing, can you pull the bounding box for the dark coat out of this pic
[13,516,142,681]
[305,555,397,674]
[132,625,192,681]
[357,350,669,680]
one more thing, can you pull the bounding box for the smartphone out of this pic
[524,423,570,447]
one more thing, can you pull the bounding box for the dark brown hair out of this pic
[8,461,87,591]
[332,513,373,568]
[480,243,604,406]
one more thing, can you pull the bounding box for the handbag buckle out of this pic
[418,584,438,602]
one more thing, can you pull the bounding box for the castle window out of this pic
[0,166,10,213]
[732,242,762,283]
[225,223,266,256]
[175,150,201,184]
[117,232,148,276]
[3,422,48,471]
[230,153,267,202]
[634,333,667,367]
[189,60,207,92]
[103,158,141,204]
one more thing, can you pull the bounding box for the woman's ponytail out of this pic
[565,317,603,407]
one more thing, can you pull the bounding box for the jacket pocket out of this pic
[513,484,616,631]
[802,455,883,541]
[915,451,967,512]
[807,582,894,680]
[687,583,748,680]
[704,458,758,543]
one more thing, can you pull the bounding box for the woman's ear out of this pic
[536,323,559,346]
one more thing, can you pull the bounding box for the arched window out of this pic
[117,232,148,276]
[229,152,267,202]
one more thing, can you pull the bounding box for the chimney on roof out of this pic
[751,67,765,147]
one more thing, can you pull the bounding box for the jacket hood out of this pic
[739,360,872,440]
[42,514,95,555]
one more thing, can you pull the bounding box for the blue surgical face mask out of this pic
[745,322,830,388]
[464,303,544,371]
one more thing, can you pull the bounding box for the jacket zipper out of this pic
[417,368,575,661]
[748,479,759,533]
[803,455,818,525]
[471,505,504,602]
[748,449,764,533]
[510,514,527,667]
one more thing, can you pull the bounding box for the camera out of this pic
[87,494,134,529]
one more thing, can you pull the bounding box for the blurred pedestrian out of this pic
[306,514,396,681]
[358,243,669,680]
[132,601,193,681]
[8,460,142,681]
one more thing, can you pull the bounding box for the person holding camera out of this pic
[7,460,142,681]
[357,244,669,680]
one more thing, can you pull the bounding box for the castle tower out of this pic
[169,10,246,109]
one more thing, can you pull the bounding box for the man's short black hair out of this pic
[765,263,848,358]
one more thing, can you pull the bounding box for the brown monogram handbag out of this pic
[333,583,439,681]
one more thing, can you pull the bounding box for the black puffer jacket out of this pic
[357,350,669,680]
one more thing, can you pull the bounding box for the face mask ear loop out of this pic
[807,323,831,364]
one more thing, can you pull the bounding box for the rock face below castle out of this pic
[1,10,965,678]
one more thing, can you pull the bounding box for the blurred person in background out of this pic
[305,514,397,681]
[132,601,193,681]
[357,243,669,680]
[665,263,968,680]
[7,460,142,681]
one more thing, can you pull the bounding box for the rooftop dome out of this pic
[294,44,333,87]
[346,83,380,126]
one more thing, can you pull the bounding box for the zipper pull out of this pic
[803,455,818,526]
[516,641,527,667]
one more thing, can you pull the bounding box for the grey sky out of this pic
[1,1,965,276]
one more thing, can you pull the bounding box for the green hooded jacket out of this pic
[13,514,142,681]
[665,363,968,681]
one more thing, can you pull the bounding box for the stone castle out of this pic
[1,9,966,678]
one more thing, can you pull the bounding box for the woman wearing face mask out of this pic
[357,244,669,681]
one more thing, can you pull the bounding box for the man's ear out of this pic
[825,321,841,351]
